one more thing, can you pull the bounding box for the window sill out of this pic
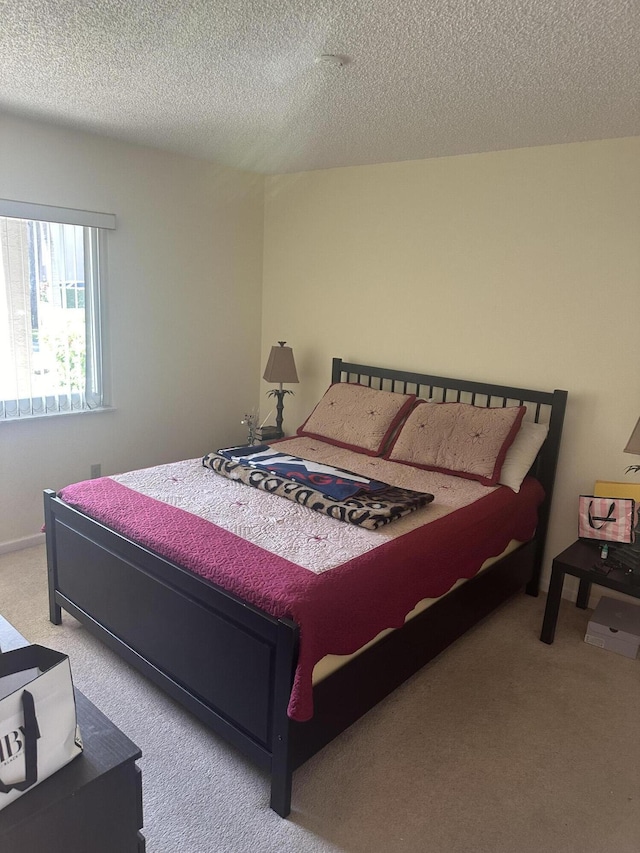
[0,406,116,424]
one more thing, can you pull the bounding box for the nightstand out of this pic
[540,539,640,644]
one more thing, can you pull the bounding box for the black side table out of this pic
[540,539,640,644]
[0,615,145,853]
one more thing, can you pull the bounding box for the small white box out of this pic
[585,596,640,659]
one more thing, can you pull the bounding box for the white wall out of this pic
[262,137,640,590]
[0,114,264,546]
[4,121,639,596]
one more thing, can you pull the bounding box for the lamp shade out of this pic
[263,342,299,385]
[624,417,640,456]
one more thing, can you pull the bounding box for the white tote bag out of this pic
[0,645,83,811]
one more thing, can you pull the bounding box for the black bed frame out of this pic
[44,358,567,817]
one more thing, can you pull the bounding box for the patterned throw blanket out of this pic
[216,444,389,499]
[202,448,433,529]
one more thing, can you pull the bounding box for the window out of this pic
[0,199,115,420]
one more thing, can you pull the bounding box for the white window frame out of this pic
[0,198,115,421]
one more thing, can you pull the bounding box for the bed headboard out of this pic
[331,357,568,593]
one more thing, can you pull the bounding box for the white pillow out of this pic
[499,421,549,492]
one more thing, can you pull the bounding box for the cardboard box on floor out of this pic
[585,595,640,659]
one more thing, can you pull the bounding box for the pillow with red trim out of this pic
[385,401,526,485]
[297,383,416,456]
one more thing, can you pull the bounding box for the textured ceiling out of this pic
[1,0,638,174]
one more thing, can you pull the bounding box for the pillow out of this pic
[297,383,416,456]
[386,401,526,485]
[499,420,549,492]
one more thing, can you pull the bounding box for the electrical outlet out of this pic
[90,464,102,479]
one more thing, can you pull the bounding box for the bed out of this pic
[44,358,567,816]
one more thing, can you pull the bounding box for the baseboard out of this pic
[0,533,46,555]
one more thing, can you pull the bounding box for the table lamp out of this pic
[615,416,640,576]
[624,416,640,470]
[262,341,299,439]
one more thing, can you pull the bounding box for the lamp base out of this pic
[266,387,293,439]
[612,527,640,585]
[612,541,640,571]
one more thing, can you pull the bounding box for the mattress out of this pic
[312,538,522,683]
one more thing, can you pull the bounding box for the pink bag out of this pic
[578,495,636,543]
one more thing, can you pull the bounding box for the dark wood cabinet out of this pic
[0,616,145,853]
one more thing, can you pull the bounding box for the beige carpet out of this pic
[1,545,639,853]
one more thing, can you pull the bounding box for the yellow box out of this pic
[593,480,640,502]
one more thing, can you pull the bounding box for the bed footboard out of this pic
[44,489,299,816]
